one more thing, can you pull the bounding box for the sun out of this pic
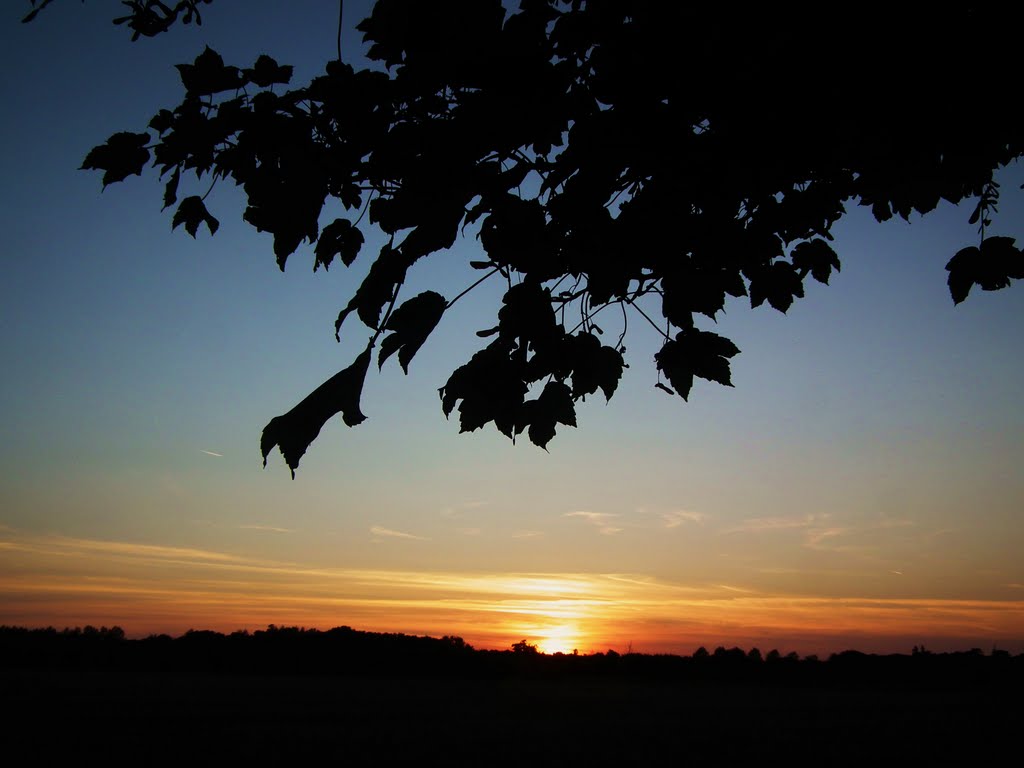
[535,625,582,655]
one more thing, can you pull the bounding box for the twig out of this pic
[447,268,500,309]
[337,0,344,63]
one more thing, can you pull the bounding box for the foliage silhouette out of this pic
[28,1,1024,473]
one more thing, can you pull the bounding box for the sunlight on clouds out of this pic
[369,526,429,541]
[565,511,622,535]
[2,528,1024,656]
[662,510,705,528]
[511,530,544,539]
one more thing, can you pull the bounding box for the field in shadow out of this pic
[4,625,1020,764]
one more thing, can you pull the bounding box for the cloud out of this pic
[802,527,852,551]
[720,515,821,534]
[456,527,482,536]
[511,530,544,539]
[239,525,293,534]
[199,449,223,457]
[440,500,489,518]
[662,510,705,528]
[565,511,622,535]
[370,526,429,541]
[3,527,1024,655]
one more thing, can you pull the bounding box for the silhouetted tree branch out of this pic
[29,1,1024,473]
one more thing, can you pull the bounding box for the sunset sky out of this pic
[2,1,1023,657]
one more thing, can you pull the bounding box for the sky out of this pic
[1,1,1023,657]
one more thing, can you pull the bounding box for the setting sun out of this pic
[534,625,583,655]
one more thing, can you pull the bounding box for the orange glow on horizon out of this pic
[2,528,1024,657]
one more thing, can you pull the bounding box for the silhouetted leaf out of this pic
[497,282,558,347]
[175,47,241,96]
[945,245,980,304]
[946,237,1024,304]
[81,132,151,188]
[149,109,174,135]
[171,195,219,238]
[335,243,413,337]
[378,291,447,373]
[568,333,624,401]
[161,167,181,210]
[519,380,577,449]
[315,219,364,271]
[245,54,293,88]
[261,348,372,477]
[749,261,804,313]
[791,239,841,284]
[440,341,528,438]
[655,330,740,401]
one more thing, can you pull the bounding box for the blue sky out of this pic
[1,1,1023,655]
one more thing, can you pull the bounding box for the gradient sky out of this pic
[2,1,1023,657]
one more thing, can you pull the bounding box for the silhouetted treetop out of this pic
[32,1,1024,472]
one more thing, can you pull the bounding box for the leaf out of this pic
[748,261,805,313]
[171,196,219,238]
[946,237,1024,304]
[527,380,577,449]
[440,341,528,438]
[149,109,175,135]
[260,348,372,477]
[340,184,362,211]
[175,47,242,96]
[945,245,979,304]
[567,333,624,401]
[245,54,294,88]
[497,282,558,346]
[315,219,365,271]
[334,243,413,337]
[377,291,448,373]
[81,132,151,188]
[655,330,740,401]
[791,239,841,285]
[161,167,181,210]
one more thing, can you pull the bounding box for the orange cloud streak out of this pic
[2,529,1022,657]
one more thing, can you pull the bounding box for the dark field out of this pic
[6,667,1020,764]
[3,626,1021,764]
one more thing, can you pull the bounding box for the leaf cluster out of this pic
[77,1,1024,472]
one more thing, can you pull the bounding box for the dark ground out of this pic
[4,626,1021,764]
[5,666,1019,765]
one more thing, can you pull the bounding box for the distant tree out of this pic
[511,638,539,655]
[26,1,1024,473]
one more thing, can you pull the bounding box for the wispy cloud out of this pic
[239,525,293,534]
[199,449,223,457]
[662,510,705,529]
[511,530,544,539]
[440,500,489,518]
[803,526,853,551]
[456,527,482,537]
[3,528,1024,655]
[565,511,622,535]
[370,526,429,541]
[721,514,822,534]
